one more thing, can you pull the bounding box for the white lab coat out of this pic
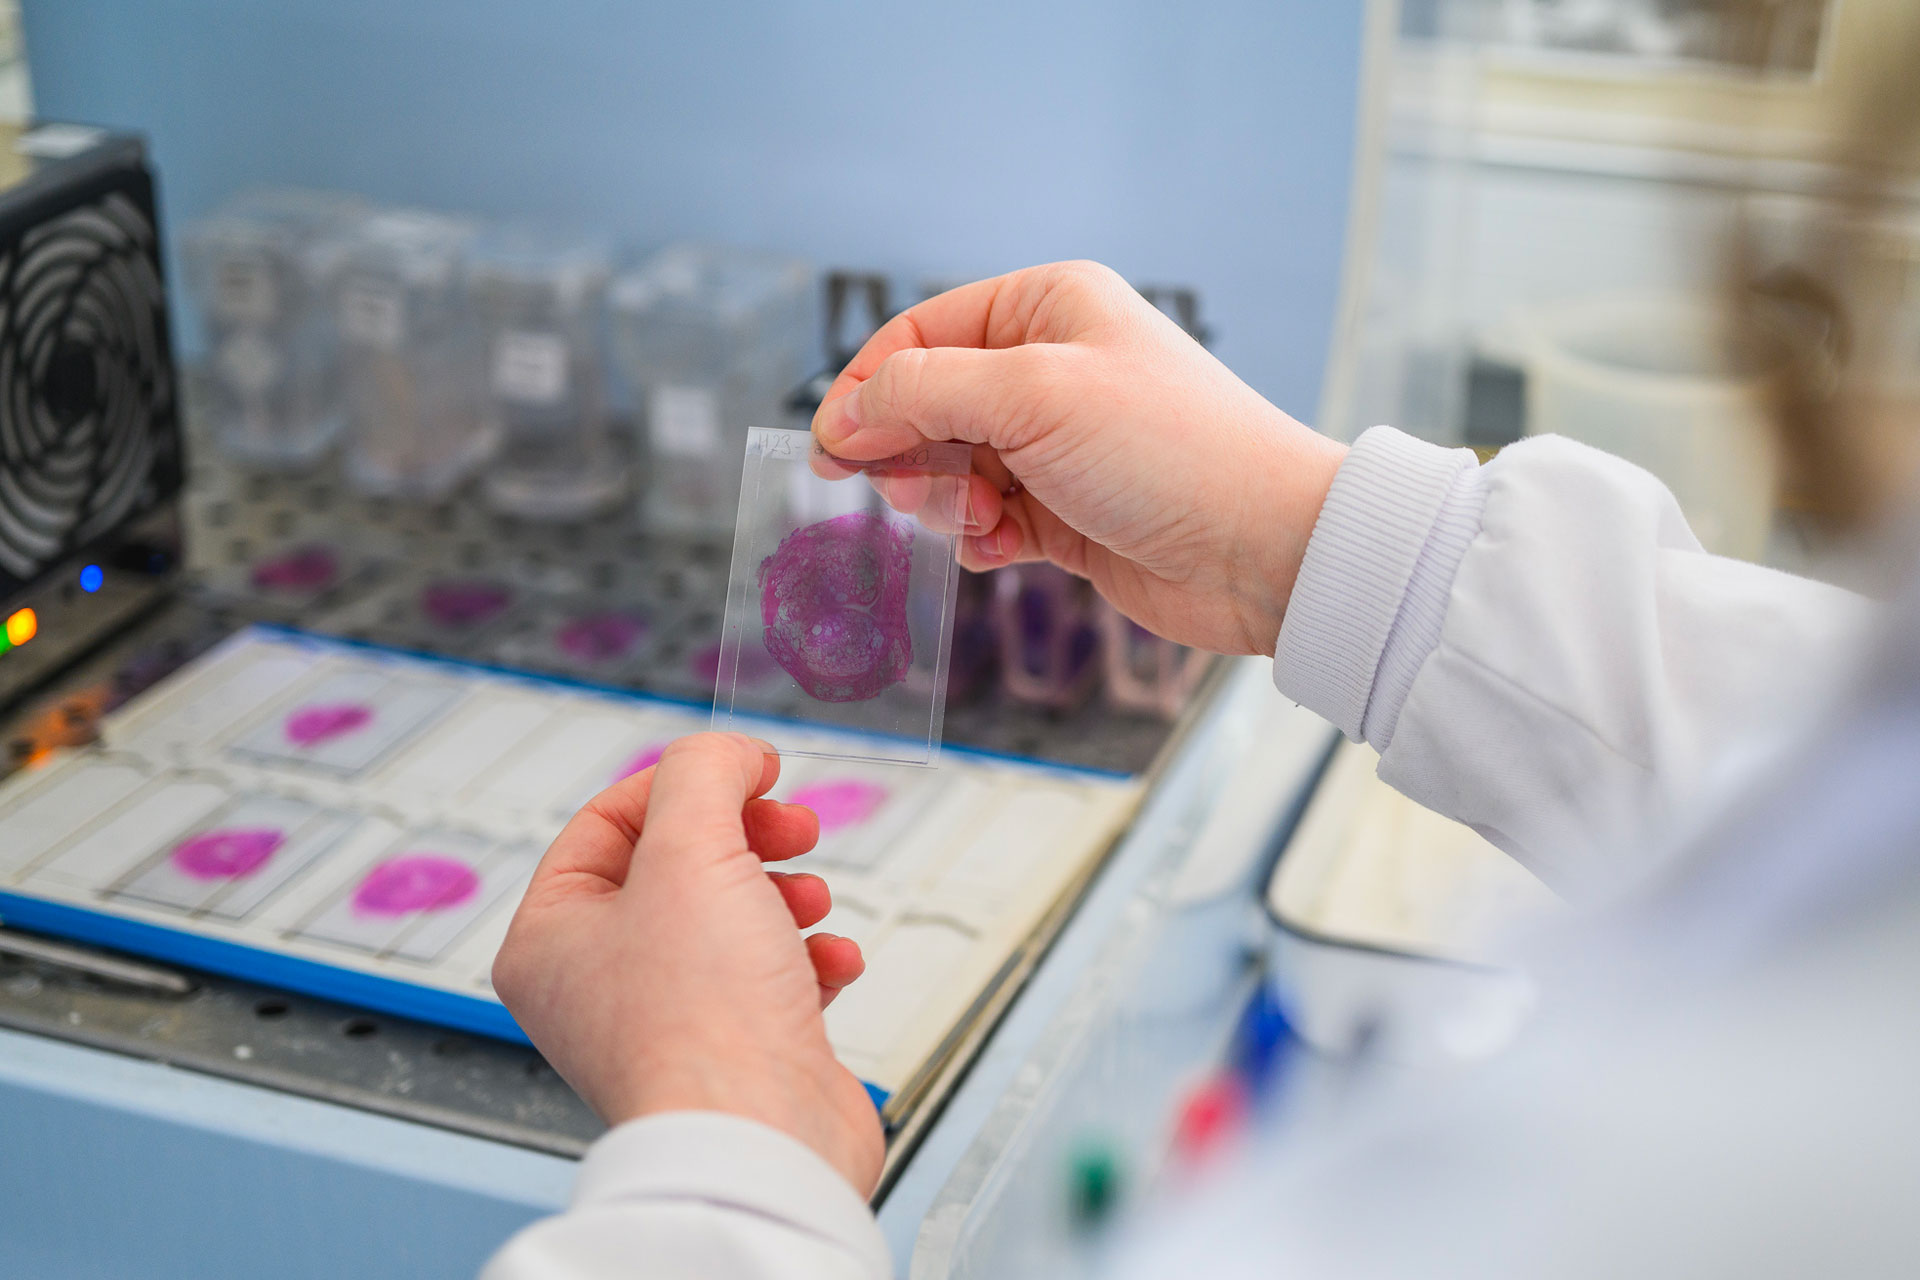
[486,427,1908,1280]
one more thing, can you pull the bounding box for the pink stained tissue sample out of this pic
[284,702,374,747]
[420,580,514,630]
[613,742,669,782]
[250,544,339,594]
[758,512,914,703]
[790,779,889,833]
[351,854,481,918]
[557,611,647,663]
[171,827,285,881]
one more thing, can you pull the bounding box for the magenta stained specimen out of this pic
[790,780,889,833]
[172,827,285,880]
[557,612,647,663]
[285,702,374,747]
[420,580,514,629]
[351,854,480,917]
[250,545,339,593]
[613,742,668,782]
[758,512,913,703]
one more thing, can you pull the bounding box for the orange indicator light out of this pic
[5,608,37,647]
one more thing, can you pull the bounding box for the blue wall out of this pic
[21,0,1362,416]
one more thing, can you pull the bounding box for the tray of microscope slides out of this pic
[0,625,1141,1110]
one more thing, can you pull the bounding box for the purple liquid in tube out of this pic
[172,827,285,880]
[758,512,913,703]
[351,854,480,917]
[790,780,889,833]
[1016,576,1097,678]
[285,702,374,747]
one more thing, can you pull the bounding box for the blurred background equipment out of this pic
[0,120,181,707]
[1521,290,1782,557]
[1320,0,1917,571]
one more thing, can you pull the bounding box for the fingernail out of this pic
[815,388,862,446]
[960,486,987,534]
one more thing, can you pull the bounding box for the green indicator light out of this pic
[1068,1137,1123,1229]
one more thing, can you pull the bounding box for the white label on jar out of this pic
[491,331,568,405]
[340,280,404,349]
[214,259,277,325]
[651,385,721,458]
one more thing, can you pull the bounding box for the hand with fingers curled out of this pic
[811,259,1349,657]
[492,732,884,1196]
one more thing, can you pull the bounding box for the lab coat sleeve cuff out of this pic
[570,1111,889,1273]
[1273,426,1482,742]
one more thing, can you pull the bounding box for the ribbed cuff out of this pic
[572,1112,888,1275]
[1274,426,1481,741]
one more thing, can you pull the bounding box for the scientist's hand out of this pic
[492,732,884,1195]
[812,260,1348,656]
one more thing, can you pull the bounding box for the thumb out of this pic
[813,343,1071,462]
[630,733,778,880]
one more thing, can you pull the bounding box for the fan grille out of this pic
[0,181,174,590]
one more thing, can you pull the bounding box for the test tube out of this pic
[466,227,622,519]
[1096,601,1212,720]
[990,564,1101,710]
[337,209,492,499]
[182,188,368,467]
[609,244,814,536]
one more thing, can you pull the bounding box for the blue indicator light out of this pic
[79,564,103,593]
